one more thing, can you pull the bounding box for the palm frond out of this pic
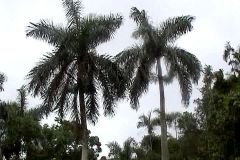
[137,114,148,128]
[83,14,123,49]
[130,7,148,26]
[223,42,234,62]
[70,90,80,124]
[62,0,82,27]
[96,55,127,116]
[115,45,143,82]
[177,68,192,106]
[137,112,156,135]
[130,7,157,47]
[85,77,99,125]
[54,76,72,120]
[129,55,155,109]
[164,46,201,106]
[27,52,62,96]
[27,45,75,96]
[159,15,195,43]
[173,47,202,83]
[165,56,193,106]
[26,20,67,46]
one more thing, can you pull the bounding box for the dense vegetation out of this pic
[1,0,240,160]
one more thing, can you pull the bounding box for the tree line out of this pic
[0,0,239,159]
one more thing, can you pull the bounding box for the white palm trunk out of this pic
[157,58,169,160]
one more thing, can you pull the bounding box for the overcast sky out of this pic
[1,0,240,157]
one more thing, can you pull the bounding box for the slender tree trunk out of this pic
[79,90,88,160]
[174,121,178,139]
[149,133,153,151]
[157,58,169,160]
[0,146,2,160]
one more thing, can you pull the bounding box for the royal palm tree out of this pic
[26,0,126,159]
[116,7,201,160]
[137,111,156,150]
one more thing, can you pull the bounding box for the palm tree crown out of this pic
[26,0,126,123]
[116,7,201,108]
[137,111,156,135]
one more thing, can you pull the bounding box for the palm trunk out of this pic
[174,121,178,139]
[77,58,89,160]
[79,90,88,160]
[157,58,169,160]
[149,133,153,151]
[77,60,88,160]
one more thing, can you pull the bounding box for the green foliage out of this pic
[0,85,102,160]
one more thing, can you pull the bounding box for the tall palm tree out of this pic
[137,111,156,150]
[116,7,201,160]
[26,0,126,159]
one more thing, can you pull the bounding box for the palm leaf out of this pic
[83,14,123,49]
[159,15,195,43]
[129,55,155,109]
[62,0,82,27]
[85,76,99,125]
[115,45,143,82]
[96,54,127,116]
[26,20,67,46]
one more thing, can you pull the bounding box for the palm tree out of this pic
[0,72,6,92]
[26,0,126,159]
[116,7,201,160]
[154,109,181,139]
[107,141,122,160]
[137,111,156,150]
[167,112,181,139]
[223,42,240,75]
[107,137,137,160]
